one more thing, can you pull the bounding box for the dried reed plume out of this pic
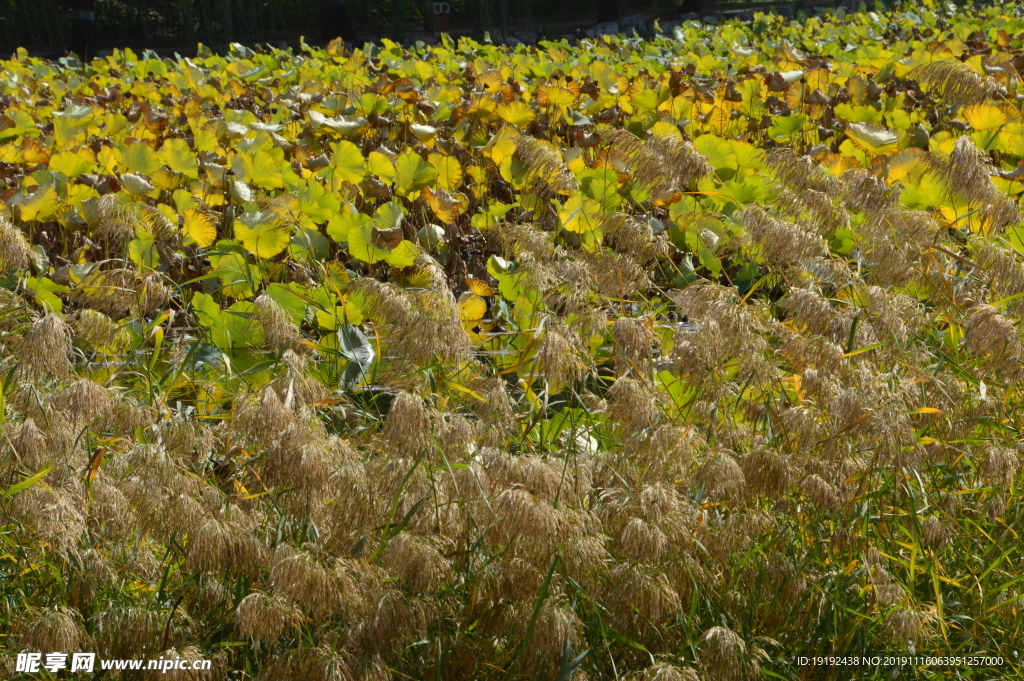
[938,136,1019,230]
[909,60,999,108]
[514,133,579,195]
[18,311,74,378]
[0,216,32,270]
[252,293,302,352]
[742,205,827,268]
[698,626,766,681]
[604,130,711,197]
[763,148,842,195]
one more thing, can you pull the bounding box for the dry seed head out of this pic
[15,486,88,555]
[629,663,701,681]
[514,132,579,195]
[980,445,1019,487]
[521,602,581,666]
[608,566,681,627]
[270,349,331,408]
[437,414,475,461]
[607,376,659,433]
[19,311,73,379]
[741,449,793,499]
[613,316,656,378]
[963,304,1024,377]
[381,391,434,456]
[884,605,937,645]
[602,213,668,264]
[742,205,827,269]
[921,517,951,550]
[87,193,137,243]
[186,517,266,576]
[0,216,32,270]
[72,309,125,351]
[76,268,137,318]
[696,451,746,500]
[973,241,1024,311]
[581,248,650,299]
[15,606,88,654]
[382,532,450,593]
[492,486,558,545]
[942,136,1019,229]
[698,626,765,681]
[352,591,433,658]
[618,517,669,562]
[605,129,711,197]
[136,276,171,317]
[774,187,850,238]
[12,418,48,467]
[801,474,841,509]
[842,169,900,215]
[253,293,301,352]
[910,60,998,109]
[232,387,295,446]
[533,323,590,393]
[55,378,111,426]
[270,545,349,618]
[764,148,843,195]
[143,646,220,681]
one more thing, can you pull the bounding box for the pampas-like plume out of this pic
[15,606,89,654]
[607,376,659,432]
[883,606,937,646]
[695,451,746,500]
[380,391,434,457]
[742,205,827,268]
[909,60,999,108]
[75,268,138,318]
[252,293,302,352]
[514,133,579,195]
[939,136,1019,230]
[270,545,352,618]
[382,532,451,593]
[19,312,74,379]
[532,321,590,393]
[604,130,711,197]
[763,148,842,195]
[351,274,470,366]
[0,216,32,270]
[186,517,266,576]
[72,309,126,351]
[628,663,701,681]
[964,303,1024,378]
[85,193,137,244]
[698,626,767,681]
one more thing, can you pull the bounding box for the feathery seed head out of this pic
[19,311,73,379]
[15,606,88,654]
[699,626,764,681]
[0,216,32,270]
[910,60,998,108]
[253,293,302,352]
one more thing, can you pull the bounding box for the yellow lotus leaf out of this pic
[467,278,494,297]
[559,193,602,233]
[429,153,463,191]
[183,208,218,248]
[496,101,535,127]
[459,292,487,322]
[422,186,465,224]
[234,210,293,258]
[962,103,1009,131]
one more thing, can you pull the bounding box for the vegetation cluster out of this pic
[1,1,1024,679]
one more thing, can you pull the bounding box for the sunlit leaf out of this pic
[233,209,293,258]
